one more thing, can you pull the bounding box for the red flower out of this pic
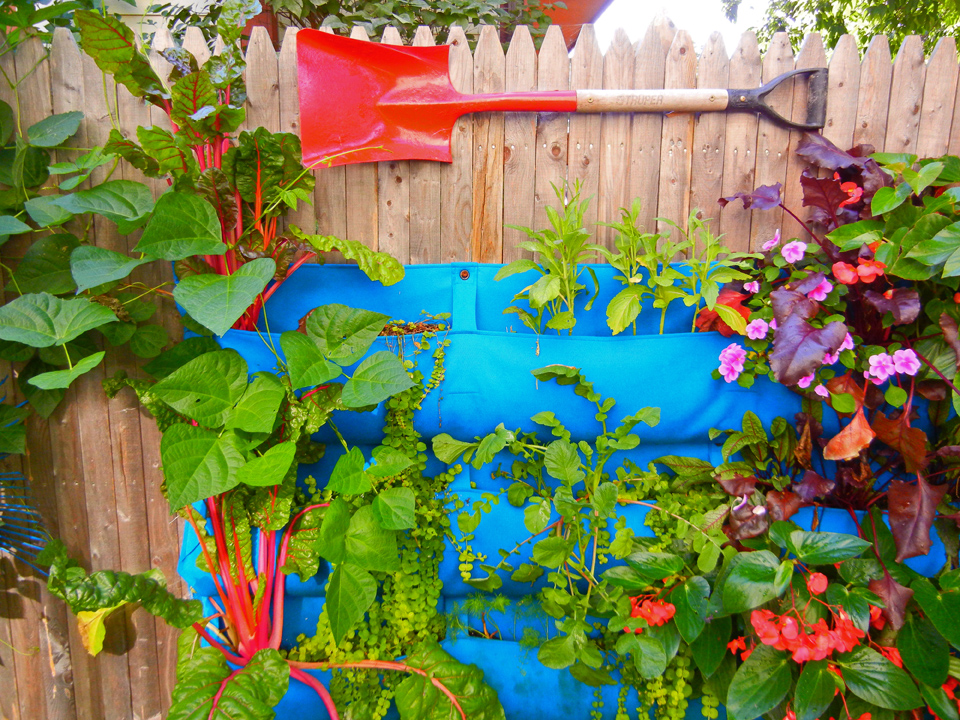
[628,597,676,630]
[942,677,958,700]
[833,173,864,208]
[785,708,797,720]
[728,637,747,655]
[869,605,886,630]
[878,645,903,669]
[856,258,886,283]
[833,262,859,285]
[806,572,828,596]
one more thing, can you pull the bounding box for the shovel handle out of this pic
[576,89,729,113]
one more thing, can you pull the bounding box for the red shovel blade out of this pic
[298,29,464,167]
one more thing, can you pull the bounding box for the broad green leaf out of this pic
[524,499,552,534]
[27,351,104,389]
[224,372,284,433]
[527,274,561,307]
[922,684,960,720]
[690,616,731,678]
[617,632,668,679]
[76,604,123,656]
[237,442,296,487]
[12,233,78,294]
[304,303,390,364]
[794,660,838,720]
[52,180,154,233]
[0,293,115,347]
[326,563,377,646]
[280,331,341,391]
[344,505,399,572]
[134,192,224,260]
[372,487,416,530]
[625,551,684,582]
[726,644,792,720]
[297,230,405,287]
[671,576,710,643]
[368,445,414,477]
[872,184,912,215]
[173,258,275,336]
[142,336,221,379]
[160,424,245,509]
[715,302,748,334]
[153,350,248,427]
[494,259,539,280]
[314,499,350,564]
[592,482,618,518]
[327,447,371,495]
[606,285,645,335]
[538,635,577,669]
[70,246,148,293]
[544,439,585,485]
[0,215,32,236]
[26,111,83,147]
[19,358,64,418]
[341,351,415,408]
[898,614,949,687]
[129,324,168,358]
[0,404,30,454]
[912,577,960,649]
[137,125,188,174]
[836,646,923,710]
[23,195,73,227]
[532,536,571,568]
[786,530,871,565]
[431,434,475,464]
[722,550,782,613]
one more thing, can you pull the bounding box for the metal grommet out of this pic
[459,269,470,280]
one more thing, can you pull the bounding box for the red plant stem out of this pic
[261,252,317,305]
[206,498,253,652]
[192,623,246,665]
[209,667,244,719]
[289,668,340,720]
[903,341,960,398]
[229,518,257,636]
[183,508,233,619]
[290,660,466,720]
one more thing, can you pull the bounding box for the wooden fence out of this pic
[1,18,960,720]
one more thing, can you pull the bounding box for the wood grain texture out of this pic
[567,26,603,231]
[718,32,761,252]
[689,32,729,236]
[884,36,926,155]
[630,17,676,233]
[596,29,635,251]
[408,26,442,265]
[278,29,314,235]
[182,26,211,65]
[916,37,958,158]
[311,28,348,247]
[378,27,411,263]
[854,36,893,150]
[440,26,473,262]
[823,35,861,151]
[656,30,697,240]
[501,26,538,263]
[470,26,506,263]
[242,27,280,134]
[532,25,570,236]
[344,26,379,250]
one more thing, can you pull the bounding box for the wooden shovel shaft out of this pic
[449,89,731,115]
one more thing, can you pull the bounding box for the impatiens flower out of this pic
[770,318,778,331]
[840,333,855,352]
[797,373,815,389]
[869,604,886,631]
[745,318,769,339]
[782,241,807,264]
[762,229,782,251]
[807,572,828,595]
[857,258,886,283]
[822,351,839,365]
[807,278,834,301]
[744,280,761,294]
[868,353,896,382]
[833,261,859,285]
[815,384,830,398]
[719,343,747,383]
[863,370,884,386]
[892,348,921,376]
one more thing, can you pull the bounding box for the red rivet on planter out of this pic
[459,269,470,280]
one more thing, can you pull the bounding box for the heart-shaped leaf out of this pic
[52,180,154,233]
[304,304,390,364]
[341,351,414,408]
[26,111,83,147]
[237,442,296,487]
[160,424,245,509]
[173,258,275,336]
[152,349,248,427]
[280,331,341,391]
[70,246,149,293]
[327,563,376,646]
[134,192,224,260]
[0,293,116,347]
[224,372,284,434]
[26,351,105,389]
[13,233,78,294]
[372,487,416,530]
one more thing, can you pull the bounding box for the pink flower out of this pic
[867,353,896,382]
[770,318,778,331]
[807,278,834,302]
[863,370,884,386]
[781,241,807,264]
[839,333,854,352]
[719,343,747,383]
[745,318,770,340]
[814,385,829,398]
[797,373,815,389]
[892,349,920,376]
[762,230,782,252]
[822,351,839,365]
[744,280,761,294]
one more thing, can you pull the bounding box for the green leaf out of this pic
[173,258,275,336]
[129,324,168,358]
[872,183,912,215]
[715,302,748,335]
[344,505,399,572]
[314,499,350,564]
[884,384,908,408]
[160,424,245,509]
[237,442,296,487]
[524,499,552,534]
[0,404,30,454]
[544,439,585,485]
[328,447,371,495]
[786,530,871,565]
[27,351,104,389]
[592,482,618,518]
[625,551,684,582]
[0,293,115,347]
[224,372,284,434]
[23,195,73,228]
[431,434,475,464]
[19,358,64,418]
[836,646,923,710]
[921,684,960,720]
[722,550,782,613]
[532,536,571,568]
[372,487,416,530]
[341,351,415,408]
[907,220,960,274]
[70,246,148,293]
[494,259,539,280]
[152,350,248,427]
[671,576,710,643]
[912,577,960,649]
[794,660,838,720]
[527,274,561,308]
[606,285,646,335]
[280,331,341,391]
[327,563,376,646]
[538,634,577,669]
[304,303,390,364]
[52,180,154,233]
[142,336,221,379]
[134,192,224,260]
[0,215,32,236]
[12,233,79,294]
[0,100,13,145]
[726,644,792,720]
[369,446,414,477]
[137,125,189,175]
[897,614,949,687]
[691,616,732,678]
[26,111,83,147]
[295,229,405,287]
[617,632,668,679]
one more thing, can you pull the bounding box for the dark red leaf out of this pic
[790,271,828,296]
[717,474,758,496]
[939,313,960,373]
[796,133,866,170]
[872,411,928,473]
[936,446,960,458]
[718,183,783,211]
[771,287,817,325]
[917,380,949,402]
[823,409,876,461]
[869,571,914,630]
[864,382,886,410]
[888,477,947,562]
[863,289,920,326]
[728,500,770,540]
[794,470,836,502]
[800,170,851,222]
[694,288,751,337]
[766,490,806,522]
[770,314,847,386]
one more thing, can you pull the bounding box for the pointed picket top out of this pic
[182,26,210,65]
[278,29,300,135]
[243,26,279,133]
[381,26,403,46]
[537,24,568,88]
[651,15,678,56]
[885,34,925,153]
[917,36,958,158]
[634,17,674,87]
[506,24,535,72]
[571,23,603,83]
[824,34,861,149]
[475,25,505,89]
[413,25,435,46]
[855,35,892,148]
[212,34,226,55]
[350,25,371,41]
[689,31,729,235]
[447,26,473,92]
[605,28,634,87]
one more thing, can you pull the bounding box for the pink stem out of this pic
[193,623,246,665]
[290,668,340,720]
[209,668,244,720]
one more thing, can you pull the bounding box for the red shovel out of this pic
[297,29,827,168]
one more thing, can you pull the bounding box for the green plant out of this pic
[496,183,604,336]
